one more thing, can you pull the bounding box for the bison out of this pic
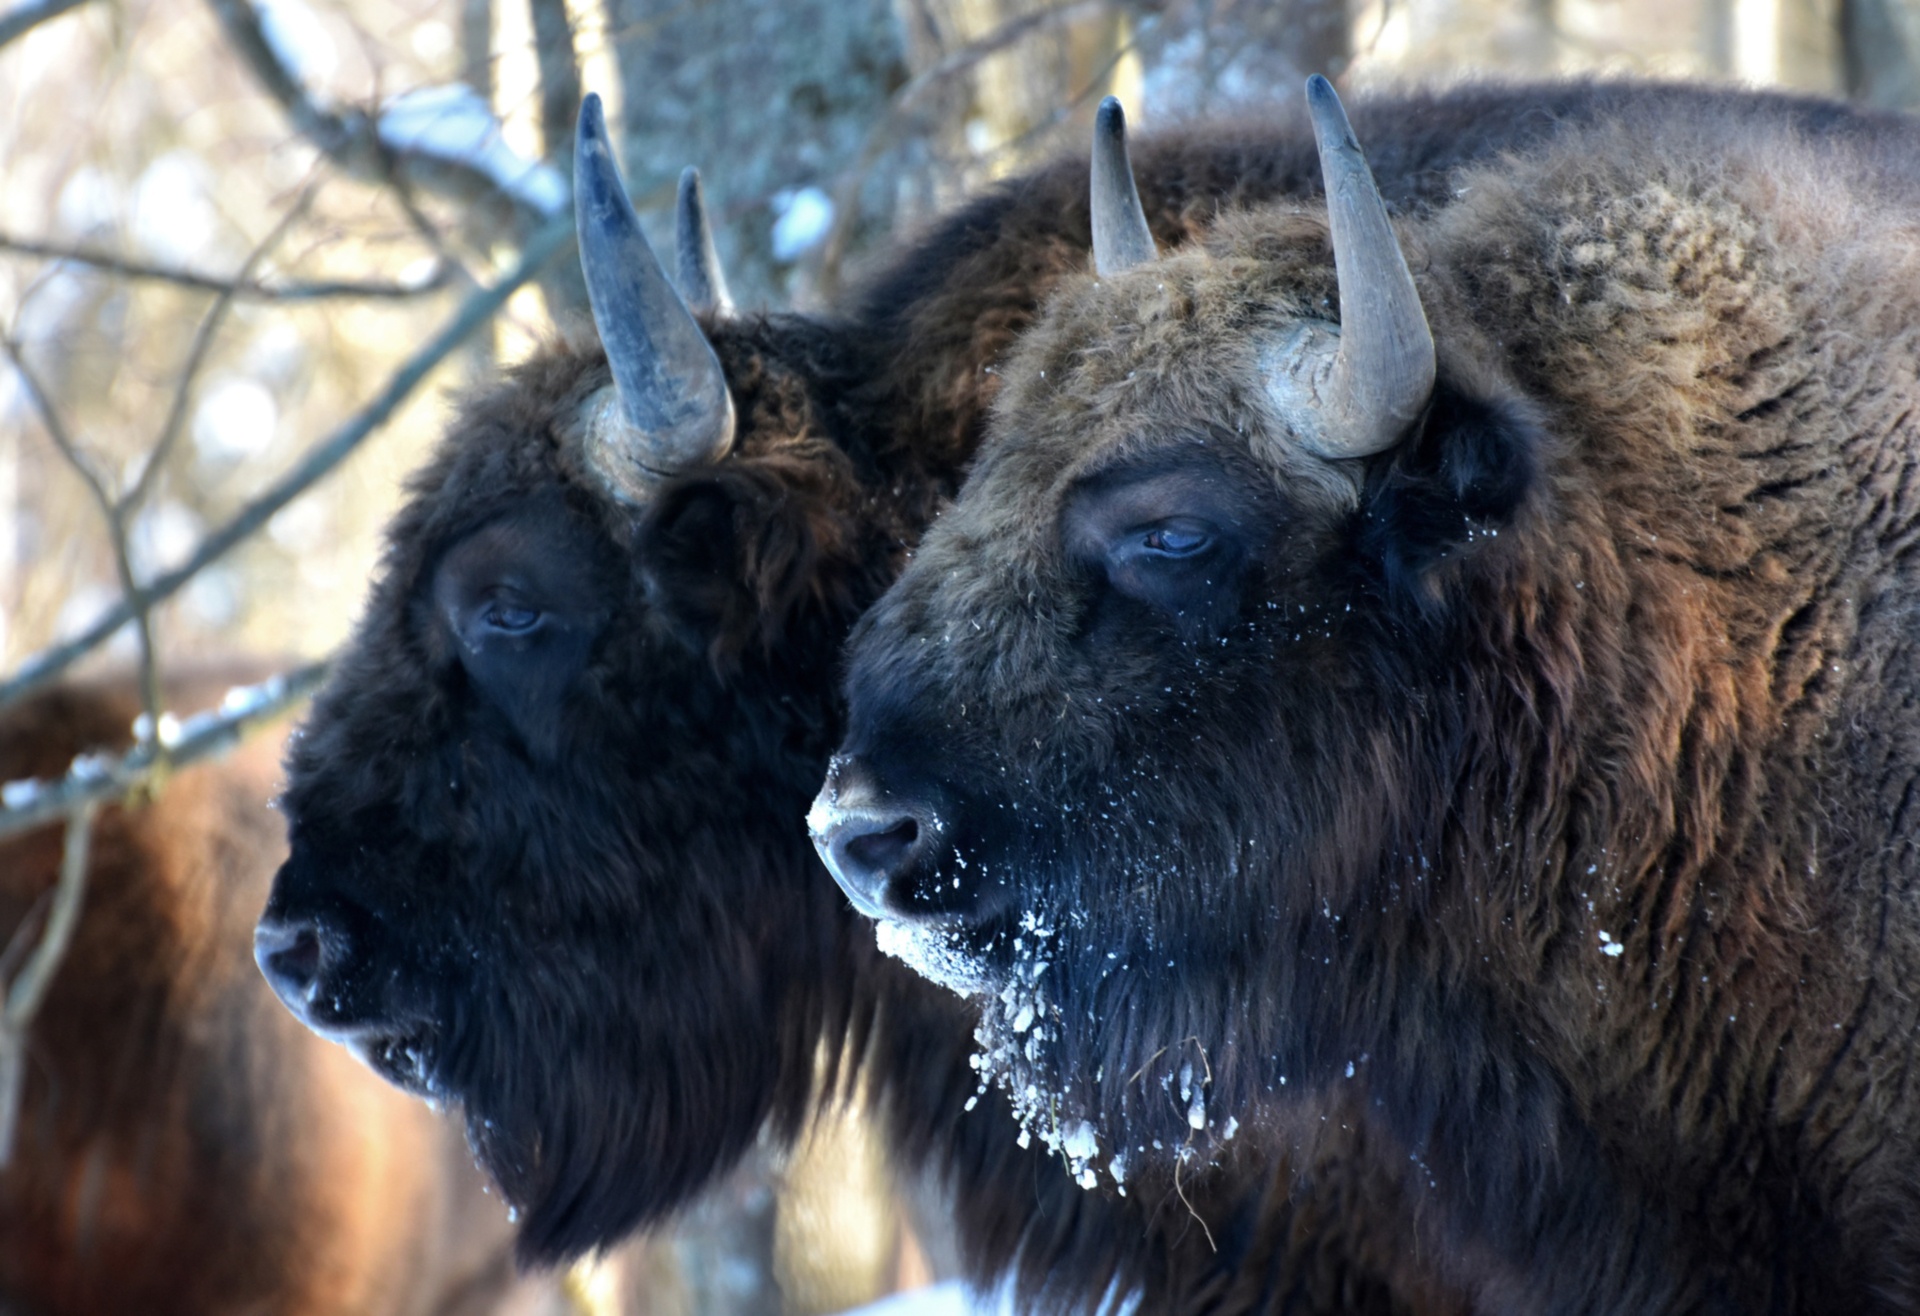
[0,672,554,1316]
[254,81,1903,1314]
[814,77,1920,1315]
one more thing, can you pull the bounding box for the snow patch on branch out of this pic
[377,86,568,216]
[253,0,338,87]
[771,186,834,261]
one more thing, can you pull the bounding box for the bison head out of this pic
[812,82,1552,1187]
[256,97,894,1262]
[815,75,1920,1307]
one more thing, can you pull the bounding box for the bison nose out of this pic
[254,917,326,1014]
[809,757,938,919]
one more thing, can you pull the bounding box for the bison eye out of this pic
[1138,522,1213,558]
[1064,452,1276,640]
[426,500,617,759]
[481,600,542,634]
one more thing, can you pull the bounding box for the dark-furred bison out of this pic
[815,78,1920,1315]
[0,672,549,1316]
[257,80,1907,1315]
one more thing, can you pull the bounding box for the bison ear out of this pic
[1354,374,1543,598]
[637,461,859,667]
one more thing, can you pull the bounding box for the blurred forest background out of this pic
[2,0,1918,1312]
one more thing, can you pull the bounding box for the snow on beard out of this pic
[874,900,1243,1196]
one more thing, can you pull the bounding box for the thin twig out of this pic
[117,191,317,740]
[0,662,327,842]
[5,348,156,742]
[0,0,90,49]
[0,214,571,713]
[0,802,96,1165]
[0,338,113,518]
[4,194,311,751]
[0,232,454,300]
[126,185,317,511]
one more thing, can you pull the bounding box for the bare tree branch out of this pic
[0,657,329,1164]
[6,196,313,750]
[0,213,573,713]
[0,662,327,843]
[0,232,455,300]
[0,802,95,1165]
[0,0,91,49]
[203,0,563,227]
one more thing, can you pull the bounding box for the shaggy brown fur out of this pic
[258,81,1907,1315]
[830,95,1920,1313]
[0,673,546,1316]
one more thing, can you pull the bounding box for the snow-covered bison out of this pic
[816,79,1920,1315]
[0,673,544,1316]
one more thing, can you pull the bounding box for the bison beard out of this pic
[823,87,1920,1314]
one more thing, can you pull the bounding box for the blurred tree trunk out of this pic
[528,0,590,318]
[1776,0,1841,89]
[891,0,1136,206]
[1843,0,1920,106]
[598,0,909,308]
[1702,0,1841,89]
[463,0,494,98]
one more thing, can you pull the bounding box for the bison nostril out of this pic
[846,817,920,876]
[816,808,934,917]
[254,920,324,1007]
[811,758,946,919]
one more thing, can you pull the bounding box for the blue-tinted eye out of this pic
[483,603,541,633]
[1141,526,1210,557]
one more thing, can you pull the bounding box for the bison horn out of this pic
[1284,74,1435,460]
[574,93,735,503]
[675,166,734,317]
[1090,96,1157,277]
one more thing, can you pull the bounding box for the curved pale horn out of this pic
[1090,96,1157,277]
[1301,73,1434,459]
[675,167,734,317]
[574,93,735,503]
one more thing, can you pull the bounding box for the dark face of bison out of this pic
[817,82,1920,1310]
[259,336,894,1260]
[814,81,1547,1189]
[255,100,901,1263]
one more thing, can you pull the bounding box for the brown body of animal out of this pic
[0,672,548,1316]
[818,82,1920,1313]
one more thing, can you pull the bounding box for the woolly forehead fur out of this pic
[962,105,1912,549]
[978,208,1357,527]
